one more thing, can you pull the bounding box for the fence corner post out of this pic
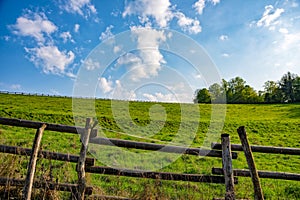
[221,133,235,200]
[77,118,92,200]
[237,126,264,200]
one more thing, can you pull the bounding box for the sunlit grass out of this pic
[0,93,300,199]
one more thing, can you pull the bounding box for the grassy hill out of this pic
[0,93,300,199]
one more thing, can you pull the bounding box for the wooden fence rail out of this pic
[0,144,95,166]
[212,168,300,181]
[0,117,98,137]
[85,166,238,184]
[90,137,237,159]
[0,177,93,195]
[0,117,237,199]
[0,117,237,159]
[211,142,300,155]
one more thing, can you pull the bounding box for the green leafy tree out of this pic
[263,81,282,103]
[294,76,300,102]
[193,88,211,103]
[227,77,246,103]
[280,72,297,102]
[209,83,226,103]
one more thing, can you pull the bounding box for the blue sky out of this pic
[1,0,300,102]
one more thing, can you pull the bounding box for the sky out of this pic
[0,0,300,103]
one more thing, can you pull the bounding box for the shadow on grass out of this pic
[287,104,300,119]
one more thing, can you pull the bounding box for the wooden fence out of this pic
[0,117,238,199]
[212,126,300,200]
[2,117,299,199]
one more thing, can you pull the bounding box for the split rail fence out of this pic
[0,117,238,199]
[212,126,300,200]
[1,117,299,199]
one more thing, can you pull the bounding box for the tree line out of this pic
[194,72,300,104]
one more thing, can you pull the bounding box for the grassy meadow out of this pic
[0,93,300,199]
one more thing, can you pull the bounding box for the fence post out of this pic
[221,134,235,200]
[237,126,264,200]
[23,124,47,200]
[76,118,92,200]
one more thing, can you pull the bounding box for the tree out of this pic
[194,88,211,103]
[209,83,226,103]
[293,76,300,102]
[227,77,246,103]
[263,81,282,103]
[279,72,297,102]
[241,85,261,103]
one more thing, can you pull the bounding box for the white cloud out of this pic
[123,0,203,34]
[279,28,289,34]
[25,45,75,76]
[175,12,201,34]
[193,0,206,15]
[11,84,21,90]
[99,25,114,41]
[10,11,57,42]
[193,0,220,15]
[50,89,60,95]
[74,24,80,32]
[84,58,100,70]
[257,5,284,28]
[115,27,167,81]
[60,31,74,43]
[123,0,173,28]
[280,32,300,50]
[210,0,220,5]
[113,45,122,53]
[98,77,113,93]
[219,34,228,41]
[61,0,97,16]
[143,92,177,102]
[113,80,137,100]
[222,53,230,57]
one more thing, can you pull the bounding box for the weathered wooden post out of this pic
[76,118,92,200]
[237,126,264,200]
[221,134,235,200]
[23,124,47,200]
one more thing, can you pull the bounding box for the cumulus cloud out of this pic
[193,0,220,15]
[25,45,75,77]
[143,92,177,102]
[123,0,173,28]
[98,77,113,93]
[84,58,100,70]
[113,80,137,100]
[10,11,57,43]
[61,0,97,16]
[115,27,167,81]
[257,5,284,28]
[113,45,122,53]
[123,0,201,34]
[210,0,220,5]
[99,25,114,41]
[193,0,206,15]
[60,31,74,43]
[175,12,201,34]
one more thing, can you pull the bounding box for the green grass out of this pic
[0,93,300,199]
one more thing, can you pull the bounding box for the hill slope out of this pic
[0,93,299,199]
